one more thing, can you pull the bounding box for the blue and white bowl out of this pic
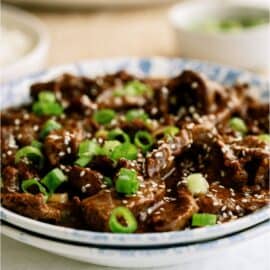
[2,220,270,268]
[1,57,269,248]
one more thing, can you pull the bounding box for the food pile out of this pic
[1,70,269,233]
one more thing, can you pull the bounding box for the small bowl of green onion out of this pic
[169,0,270,70]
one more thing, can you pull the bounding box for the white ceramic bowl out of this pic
[1,5,49,83]
[1,57,269,248]
[169,0,270,70]
[2,220,269,268]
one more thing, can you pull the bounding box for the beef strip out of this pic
[150,187,198,231]
[197,183,270,222]
[81,180,165,232]
[1,193,61,221]
[44,128,84,166]
[68,166,103,197]
[2,166,20,193]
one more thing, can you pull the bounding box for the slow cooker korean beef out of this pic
[1,70,269,233]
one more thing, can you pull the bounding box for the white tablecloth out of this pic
[2,232,270,270]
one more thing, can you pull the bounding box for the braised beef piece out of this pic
[89,155,115,177]
[1,193,62,221]
[197,183,270,222]
[2,166,20,193]
[167,70,227,115]
[1,70,269,232]
[68,166,103,198]
[81,180,165,232]
[150,187,198,232]
[44,128,84,166]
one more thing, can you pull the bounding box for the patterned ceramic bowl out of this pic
[1,57,269,247]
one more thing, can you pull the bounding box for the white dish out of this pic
[1,5,49,83]
[1,57,269,247]
[169,0,270,70]
[2,220,269,268]
[4,0,176,8]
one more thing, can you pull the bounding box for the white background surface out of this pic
[1,232,270,270]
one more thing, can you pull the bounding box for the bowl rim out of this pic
[1,57,269,247]
[2,219,269,255]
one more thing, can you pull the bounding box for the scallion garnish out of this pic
[258,134,270,144]
[113,80,152,97]
[41,168,67,195]
[40,119,62,139]
[109,206,138,233]
[125,109,149,122]
[15,146,44,168]
[102,140,121,157]
[38,91,56,103]
[21,179,48,201]
[93,109,116,125]
[31,140,43,150]
[108,129,130,143]
[192,213,217,227]
[110,143,138,161]
[186,173,209,196]
[32,91,63,116]
[163,126,179,136]
[134,131,154,153]
[229,117,248,135]
[115,168,139,195]
[75,140,101,167]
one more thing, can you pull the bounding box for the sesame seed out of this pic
[33,125,39,131]
[14,119,20,125]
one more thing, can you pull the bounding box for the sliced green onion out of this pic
[93,109,116,125]
[103,176,113,188]
[163,126,179,136]
[75,156,92,167]
[113,80,152,97]
[102,140,121,157]
[111,143,138,161]
[75,140,101,167]
[115,168,139,195]
[192,213,217,227]
[15,146,44,168]
[95,129,108,139]
[229,117,248,134]
[186,173,209,196]
[32,101,63,116]
[126,80,152,96]
[41,168,67,195]
[258,134,270,144]
[40,119,62,139]
[108,129,130,143]
[134,131,154,153]
[31,140,43,150]
[38,91,56,103]
[109,206,138,233]
[78,140,99,156]
[21,179,48,201]
[125,109,149,122]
